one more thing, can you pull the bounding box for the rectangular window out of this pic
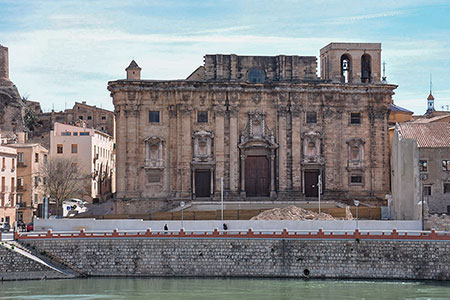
[197,111,208,123]
[101,115,106,120]
[424,185,432,196]
[306,112,317,124]
[34,176,39,188]
[57,144,63,154]
[71,144,78,153]
[35,153,39,163]
[443,160,450,171]
[34,194,38,204]
[73,132,78,136]
[17,152,24,163]
[87,115,92,120]
[149,111,160,123]
[444,183,450,194]
[44,154,47,163]
[350,175,363,184]
[419,160,428,172]
[61,132,71,136]
[1,157,4,169]
[350,113,361,124]
[80,132,89,136]
[17,194,23,204]
[11,158,15,170]
[17,177,23,187]
[79,116,83,120]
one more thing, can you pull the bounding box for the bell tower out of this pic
[426,75,435,115]
[320,43,382,84]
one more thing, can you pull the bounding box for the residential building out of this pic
[108,42,397,212]
[7,143,49,224]
[392,123,450,219]
[0,141,17,227]
[49,122,115,201]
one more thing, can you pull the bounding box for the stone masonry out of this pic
[22,238,450,280]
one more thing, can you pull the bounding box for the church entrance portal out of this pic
[304,169,319,197]
[245,156,270,197]
[194,170,211,197]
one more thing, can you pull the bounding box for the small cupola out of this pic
[126,60,141,80]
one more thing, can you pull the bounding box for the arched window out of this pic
[341,54,352,83]
[248,68,265,83]
[361,54,371,83]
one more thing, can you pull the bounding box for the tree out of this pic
[40,157,91,216]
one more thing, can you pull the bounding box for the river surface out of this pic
[1,278,450,299]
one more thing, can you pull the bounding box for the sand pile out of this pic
[251,205,353,220]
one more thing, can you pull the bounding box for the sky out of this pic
[0,0,449,114]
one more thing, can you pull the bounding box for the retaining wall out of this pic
[0,244,67,280]
[17,229,450,281]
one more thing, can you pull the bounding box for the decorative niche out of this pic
[192,130,214,162]
[144,136,164,169]
[302,131,323,164]
[346,138,365,170]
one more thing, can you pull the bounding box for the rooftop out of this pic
[397,123,450,148]
[390,104,413,114]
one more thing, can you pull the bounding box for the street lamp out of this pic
[354,200,359,229]
[180,201,185,230]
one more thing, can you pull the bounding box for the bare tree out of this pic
[40,157,91,216]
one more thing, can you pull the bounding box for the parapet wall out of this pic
[18,229,450,280]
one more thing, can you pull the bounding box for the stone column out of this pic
[180,105,192,198]
[214,107,226,197]
[240,153,246,197]
[278,106,288,192]
[115,105,126,197]
[229,106,239,194]
[210,167,215,197]
[192,168,196,199]
[291,106,302,192]
[168,105,178,196]
[270,150,276,198]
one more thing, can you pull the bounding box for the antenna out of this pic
[382,61,387,83]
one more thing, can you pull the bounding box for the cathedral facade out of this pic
[108,43,396,205]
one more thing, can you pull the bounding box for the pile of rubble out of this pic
[251,205,353,220]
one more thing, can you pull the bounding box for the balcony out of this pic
[17,202,27,208]
[17,162,27,168]
[17,184,27,192]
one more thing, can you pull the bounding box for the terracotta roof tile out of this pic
[398,123,450,148]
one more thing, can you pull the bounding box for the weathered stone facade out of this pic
[108,43,396,205]
[22,238,450,280]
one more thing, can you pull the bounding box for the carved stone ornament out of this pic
[252,93,262,104]
[238,111,278,150]
[301,131,324,165]
[144,136,164,169]
[192,130,214,162]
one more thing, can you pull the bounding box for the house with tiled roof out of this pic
[392,123,450,221]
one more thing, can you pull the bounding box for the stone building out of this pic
[392,122,450,219]
[108,42,396,209]
[0,141,17,227]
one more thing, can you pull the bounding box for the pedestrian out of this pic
[223,223,228,231]
[164,223,168,233]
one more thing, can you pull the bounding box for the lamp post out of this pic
[318,174,322,214]
[180,201,185,230]
[221,177,224,221]
[354,200,359,229]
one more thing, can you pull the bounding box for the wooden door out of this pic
[304,170,319,197]
[245,156,270,197]
[195,170,210,197]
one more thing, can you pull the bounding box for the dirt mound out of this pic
[251,205,352,220]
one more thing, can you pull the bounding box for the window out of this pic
[17,194,23,204]
[80,132,89,136]
[43,177,47,185]
[248,68,265,83]
[1,157,4,169]
[101,115,106,120]
[35,153,39,163]
[361,54,372,83]
[306,112,317,124]
[149,111,160,123]
[419,160,428,172]
[197,111,208,123]
[34,176,39,188]
[442,160,450,171]
[341,54,351,83]
[350,175,363,184]
[424,185,432,196]
[71,144,78,154]
[79,116,83,120]
[17,152,24,163]
[444,183,450,194]
[34,194,38,204]
[61,132,71,136]
[44,154,47,163]
[350,113,361,124]
[17,177,23,187]
[57,144,63,154]
[11,158,14,170]
[87,115,92,120]
[73,132,78,136]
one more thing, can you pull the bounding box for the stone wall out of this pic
[425,213,450,231]
[0,244,66,280]
[22,237,450,280]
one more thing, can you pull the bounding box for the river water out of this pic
[1,278,450,299]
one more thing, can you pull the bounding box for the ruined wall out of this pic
[22,237,450,280]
